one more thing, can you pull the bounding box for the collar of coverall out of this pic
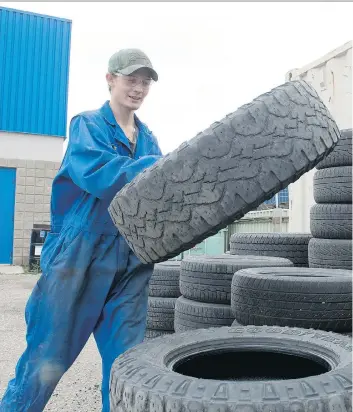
[100,100,144,131]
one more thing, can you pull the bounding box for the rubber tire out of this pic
[149,261,181,298]
[110,326,353,411]
[310,204,352,239]
[146,297,177,331]
[317,128,352,169]
[231,267,352,332]
[309,238,352,270]
[180,255,293,304]
[144,329,174,340]
[109,80,340,264]
[229,233,312,267]
[174,296,234,332]
[313,166,352,204]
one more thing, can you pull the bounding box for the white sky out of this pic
[2,2,353,154]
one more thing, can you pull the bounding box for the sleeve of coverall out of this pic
[67,115,163,201]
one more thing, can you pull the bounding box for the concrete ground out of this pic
[0,274,102,411]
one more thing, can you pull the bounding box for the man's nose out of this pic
[133,81,144,93]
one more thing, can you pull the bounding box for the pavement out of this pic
[0,274,103,411]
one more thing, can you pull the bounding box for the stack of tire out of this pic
[229,232,312,267]
[309,128,352,271]
[174,254,294,332]
[145,261,181,340]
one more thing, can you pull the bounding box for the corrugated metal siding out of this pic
[0,7,71,137]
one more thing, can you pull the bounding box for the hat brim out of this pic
[118,64,158,82]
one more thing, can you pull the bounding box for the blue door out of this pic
[0,167,16,264]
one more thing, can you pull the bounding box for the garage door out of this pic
[0,167,16,264]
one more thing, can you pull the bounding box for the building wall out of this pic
[0,6,72,137]
[0,6,71,266]
[286,41,352,233]
[0,132,63,265]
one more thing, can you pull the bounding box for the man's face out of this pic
[107,68,152,110]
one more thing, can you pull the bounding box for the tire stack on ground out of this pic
[229,233,312,267]
[145,261,181,340]
[231,266,352,336]
[309,129,352,271]
[174,255,293,332]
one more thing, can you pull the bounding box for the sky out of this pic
[2,2,353,155]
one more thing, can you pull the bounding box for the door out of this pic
[0,167,16,264]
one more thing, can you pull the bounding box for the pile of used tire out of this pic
[174,255,294,332]
[309,128,352,271]
[145,261,181,340]
[109,80,352,412]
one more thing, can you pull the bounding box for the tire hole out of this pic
[173,349,330,380]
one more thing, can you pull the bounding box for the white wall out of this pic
[286,41,352,233]
[0,132,64,162]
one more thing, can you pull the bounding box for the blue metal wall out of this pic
[0,7,71,137]
[0,167,16,264]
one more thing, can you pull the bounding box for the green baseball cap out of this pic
[108,48,158,82]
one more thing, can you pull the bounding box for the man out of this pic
[0,48,163,411]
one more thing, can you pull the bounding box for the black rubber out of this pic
[174,296,234,332]
[317,128,352,169]
[313,166,352,204]
[310,204,352,239]
[309,238,352,270]
[180,255,293,304]
[229,233,312,267]
[149,261,181,298]
[144,329,174,340]
[146,297,177,331]
[110,326,352,411]
[109,80,340,264]
[231,267,352,332]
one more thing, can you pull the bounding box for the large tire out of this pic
[110,326,353,411]
[180,255,293,304]
[109,80,340,264]
[309,238,352,270]
[174,296,234,332]
[310,204,352,239]
[231,267,352,332]
[313,166,352,204]
[317,128,352,169]
[149,261,181,298]
[229,233,312,267]
[146,297,177,331]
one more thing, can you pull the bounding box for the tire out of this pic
[310,204,352,239]
[313,166,352,204]
[110,326,352,411]
[174,296,234,332]
[144,329,174,340]
[229,233,312,267]
[109,80,340,264]
[147,297,177,331]
[309,238,352,270]
[231,267,352,332]
[317,128,352,169]
[180,255,293,304]
[149,261,181,298]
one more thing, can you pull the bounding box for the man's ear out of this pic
[106,73,115,88]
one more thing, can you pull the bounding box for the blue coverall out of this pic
[0,101,163,411]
